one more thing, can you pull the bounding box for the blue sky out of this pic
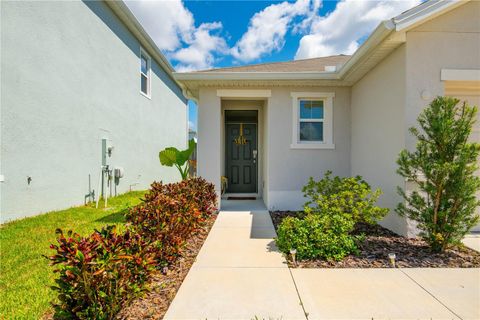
[126,0,421,130]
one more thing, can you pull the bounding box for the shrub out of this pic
[126,194,204,266]
[303,171,388,224]
[47,227,154,319]
[276,214,358,261]
[276,172,387,261]
[397,96,480,252]
[48,177,217,319]
[142,177,217,217]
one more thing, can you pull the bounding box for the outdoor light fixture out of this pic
[388,253,396,268]
[290,249,297,266]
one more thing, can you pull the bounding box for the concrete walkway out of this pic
[164,200,480,320]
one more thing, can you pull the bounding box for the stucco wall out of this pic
[405,0,480,150]
[267,87,351,210]
[196,87,351,210]
[404,0,480,234]
[197,88,222,201]
[0,1,187,222]
[351,45,408,236]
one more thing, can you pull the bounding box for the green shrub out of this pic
[303,171,388,224]
[47,227,154,319]
[276,172,387,261]
[397,96,480,252]
[276,214,358,261]
[126,193,204,267]
[143,177,217,218]
[47,178,217,319]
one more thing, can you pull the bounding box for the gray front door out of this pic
[226,123,257,193]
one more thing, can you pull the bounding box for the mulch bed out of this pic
[270,211,480,268]
[116,215,217,319]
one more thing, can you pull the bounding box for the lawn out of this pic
[0,191,146,319]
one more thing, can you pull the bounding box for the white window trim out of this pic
[290,92,335,149]
[140,48,151,99]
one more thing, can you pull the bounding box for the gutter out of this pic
[173,71,338,81]
[393,0,463,31]
[336,20,395,80]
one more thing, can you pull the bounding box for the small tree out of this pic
[397,96,480,252]
[159,139,196,180]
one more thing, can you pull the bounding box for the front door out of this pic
[226,123,257,193]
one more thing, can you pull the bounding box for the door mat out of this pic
[227,197,256,200]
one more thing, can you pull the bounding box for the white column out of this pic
[197,88,222,202]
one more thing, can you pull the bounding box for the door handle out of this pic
[253,150,257,164]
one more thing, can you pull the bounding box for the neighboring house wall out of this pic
[351,45,407,236]
[0,1,187,222]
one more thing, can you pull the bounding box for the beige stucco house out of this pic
[174,0,480,236]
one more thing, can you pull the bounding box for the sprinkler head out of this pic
[388,253,396,268]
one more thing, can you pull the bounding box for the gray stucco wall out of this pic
[0,1,187,222]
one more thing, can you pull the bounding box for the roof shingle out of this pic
[196,55,351,73]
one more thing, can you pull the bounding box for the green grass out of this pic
[0,191,146,320]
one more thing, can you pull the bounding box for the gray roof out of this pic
[197,55,351,73]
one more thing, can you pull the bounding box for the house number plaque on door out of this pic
[234,123,247,145]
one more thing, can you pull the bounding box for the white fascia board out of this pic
[337,21,395,79]
[173,71,339,81]
[393,0,464,31]
[441,69,480,81]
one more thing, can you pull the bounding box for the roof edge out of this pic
[393,0,466,31]
[173,0,468,85]
[173,71,339,81]
[104,1,193,98]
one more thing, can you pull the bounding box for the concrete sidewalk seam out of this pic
[288,267,309,320]
[399,268,462,320]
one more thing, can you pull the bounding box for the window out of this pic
[140,49,151,97]
[291,92,335,149]
[299,100,324,141]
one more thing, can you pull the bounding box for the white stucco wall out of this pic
[351,45,408,236]
[0,1,187,222]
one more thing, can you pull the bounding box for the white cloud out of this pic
[126,0,227,71]
[173,22,228,72]
[295,0,421,60]
[231,0,319,62]
[125,0,193,52]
